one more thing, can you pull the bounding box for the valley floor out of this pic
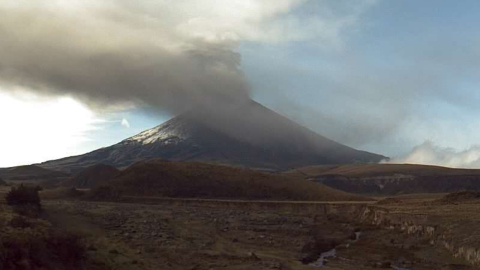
[38,197,476,270]
[1,182,478,270]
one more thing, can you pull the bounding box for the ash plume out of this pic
[0,1,251,113]
[0,0,374,114]
[0,0,385,160]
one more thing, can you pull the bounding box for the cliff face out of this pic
[314,174,480,195]
[287,164,480,195]
[287,202,480,267]
[358,206,480,267]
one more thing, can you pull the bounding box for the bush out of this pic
[12,204,42,218]
[9,216,31,229]
[0,230,86,270]
[6,185,41,206]
[5,185,42,215]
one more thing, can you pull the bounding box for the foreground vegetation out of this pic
[0,186,90,270]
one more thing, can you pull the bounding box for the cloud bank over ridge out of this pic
[387,141,480,169]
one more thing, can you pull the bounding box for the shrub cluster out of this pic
[1,185,88,270]
[5,185,41,207]
[5,185,42,216]
[0,231,86,270]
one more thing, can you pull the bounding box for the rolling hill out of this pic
[64,164,120,189]
[0,165,69,181]
[286,164,480,195]
[89,159,371,201]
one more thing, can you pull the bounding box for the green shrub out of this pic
[12,204,43,218]
[5,185,42,217]
[5,185,41,208]
[0,230,86,270]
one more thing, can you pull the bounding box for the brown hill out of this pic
[286,164,480,178]
[90,159,371,201]
[0,177,6,186]
[0,165,69,181]
[285,164,480,195]
[437,191,480,204]
[64,164,120,188]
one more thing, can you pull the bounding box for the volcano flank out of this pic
[40,100,385,173]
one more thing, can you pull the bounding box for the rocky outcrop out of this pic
[315,174,480,195]
[358,206,480,267]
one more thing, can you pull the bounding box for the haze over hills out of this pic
[39,100,386,173]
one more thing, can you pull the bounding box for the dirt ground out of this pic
[1,183,478,270]
[40,197,474,270]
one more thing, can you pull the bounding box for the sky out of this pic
[1,0,480,168]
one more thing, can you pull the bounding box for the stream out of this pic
[308,249,336,267]
[309,232,362,268]
[308,231,414,269]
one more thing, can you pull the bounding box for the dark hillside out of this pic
[0,165,69,181]
[90,159,371,201]
[64,164,120,188]
[287,164,480,195]
[40,100,385,173]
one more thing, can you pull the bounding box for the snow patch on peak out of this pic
[123,125,184,145]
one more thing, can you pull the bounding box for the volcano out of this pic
[40,100,386,173]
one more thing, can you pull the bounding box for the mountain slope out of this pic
[40,100,386,173]
[0,165,69,181]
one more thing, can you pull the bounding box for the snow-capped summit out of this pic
[40,100,386,173]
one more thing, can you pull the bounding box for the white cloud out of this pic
[0,92,102,167]
[121,118,130,128]
[0,0,376,55]
[386,141,480,169]
[170,0,377,46]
